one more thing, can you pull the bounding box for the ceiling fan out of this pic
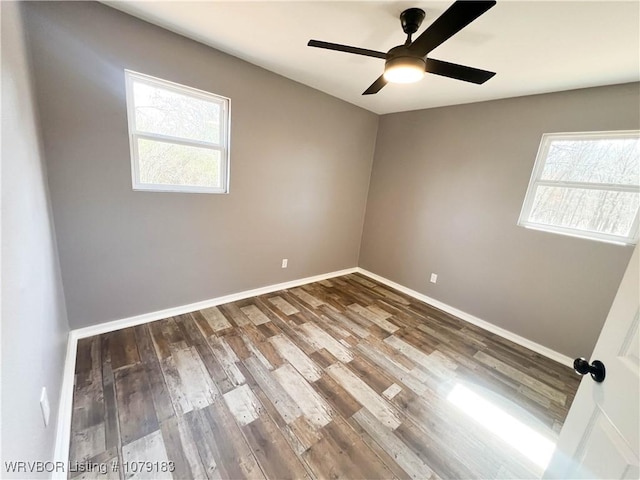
[308,1,497,95]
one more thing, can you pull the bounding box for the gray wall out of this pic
[1,2,70,476]
[23,1,378,329]
[18,1,638,359]
[360,83,639,358]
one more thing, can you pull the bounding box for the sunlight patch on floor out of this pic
[447,383,555,470]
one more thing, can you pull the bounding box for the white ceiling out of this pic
[105,1,640,115]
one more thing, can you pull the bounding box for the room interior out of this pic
[2,1,639,479]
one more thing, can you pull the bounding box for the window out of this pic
[124,70,230,193]
[518,131,640,245]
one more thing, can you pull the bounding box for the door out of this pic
[544,245,639,479]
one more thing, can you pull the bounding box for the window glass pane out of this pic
[137,138,221,188]
[540,138,640,185]
[529,186,639,237]
[133,81,221,144]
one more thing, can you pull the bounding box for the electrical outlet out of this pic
[281,258,288,268]
[430,273,438,284]
[40,387,50,427]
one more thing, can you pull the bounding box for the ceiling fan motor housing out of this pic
[385,55,426,71]
[386,45,426,66]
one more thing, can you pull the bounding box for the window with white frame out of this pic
[518,131,640,245]
[124,70,230,193]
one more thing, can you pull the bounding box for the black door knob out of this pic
[573,357,606,383]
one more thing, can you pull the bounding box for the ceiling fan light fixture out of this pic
[308,1,497,95]
[383,56,426,84]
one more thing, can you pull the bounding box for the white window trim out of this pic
[124,70,231,194]
[518,130,640,246]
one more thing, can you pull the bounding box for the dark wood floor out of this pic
[69,273,580,479]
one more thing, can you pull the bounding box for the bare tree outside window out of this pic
[124,71,230,194]
[519,132,640,245]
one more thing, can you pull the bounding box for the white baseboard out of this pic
[52,266,357,476]
[73,267,358,340]
[356,268,573,368]
[52,330,79,480]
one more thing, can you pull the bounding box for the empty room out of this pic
[2,1,639,479]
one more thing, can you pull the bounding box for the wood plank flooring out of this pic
[69,273,580,479]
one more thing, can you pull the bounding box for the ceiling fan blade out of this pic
[362,75,388,95]
[308,40,387,60]
[426,58,495,84]
[409,1,496,57]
